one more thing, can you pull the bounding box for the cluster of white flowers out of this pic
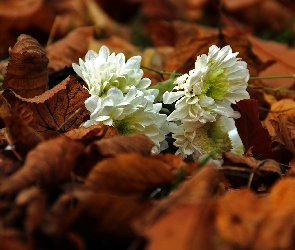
[72,46,168,153]
[73,44,249,161]
[163,45,249,163]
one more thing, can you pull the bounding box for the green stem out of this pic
[247,85,295,94]
[141,65,182,77]
[249,75,295,80]
[0,74,3,82]
[141,65,295,94]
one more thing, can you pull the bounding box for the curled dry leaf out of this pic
[264,99,295,136]
[41,190,153,242]
[223,152,282,189]
[0,0,54,55]
[0,136,84,198]
[46,26,95,74]
[234,99,273,159]
[0,151,22,182]
[2,113,42,159]
[215,188,267,248]
[0,229,30,250]
[14,187,46,236]
[75,134,154,178]
[253,178,295,249]
[137,166,224,250]
[271,114,295,156]
[3,34,49,98]
[8,76,90,135]
[84,153,175,195]
[64,124,118,143]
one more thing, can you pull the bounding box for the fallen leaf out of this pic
[248,35,295,99]
[233,99,273,159]
[137,166,224,249]
[0,151,22,182]
[75,134,154,178]
[0,0,54,55]
[2,113,42,159]
[3,34,49,98]
[84,153,175,195]
[264,99,295,136]
[0,136,84,198]
[64,124,118,143]
[6,76,90,135]
[222,152,282,189]
[143,204,214,250]
[215,188,267,248]
[41,190,153,242]
[46,26,95,74]
[253,178,295,249]
[271,114,295,156]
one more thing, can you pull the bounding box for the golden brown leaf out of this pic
[15,187,46,235]
[7,76,90,135]
[223,152,282,189]
[46,26,95,74]
[0,0,54,55]
[215,189,267,248]
[271,114,295,156]
[264,99,295,136]
[253,178,295,249]
[137,166,224,250]
[84,153,175,195]
[41,190,153,242]
[3,34,49,98]
[2,113,42,159]
[64,124,118,143]
[0,136,84,198]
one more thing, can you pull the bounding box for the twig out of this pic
[56,108,81,132]
[141,65,295,95]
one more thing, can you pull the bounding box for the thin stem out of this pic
[249,75,295,80]
[0,74,3,82]
[141,65,182,77]
[141,65,295,94]
[247,85,295,94]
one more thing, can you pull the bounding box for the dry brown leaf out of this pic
[137,166,224,249]
[3,34,49,98]
[14,187,46,236]
[248,35,295,99]
[233,99,273,159]
[222,152,282,189]
[253,178,295,249]
[84,153,175,195]
[75,134,155,178]
[0,229,30,250]
[64,124,118,143]
[46,26,95,74]
[6,76,90,135]
[0,151,22,182]
[143,204,214,250]
[2,113,42,159]
[0,0,54,55]
[264,99,295,136]
[271,114,295,156]
[41,190,153,242]
[0,136,84,198]
[215,189,267,248]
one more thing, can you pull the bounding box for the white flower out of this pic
[168,116,244,162]
[72,45,155,97]
[82,86,168,153]
[163,45,249,123]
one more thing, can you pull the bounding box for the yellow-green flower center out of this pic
[193,118,232,158]
[202,68,228,100]
[113,119,135,135]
